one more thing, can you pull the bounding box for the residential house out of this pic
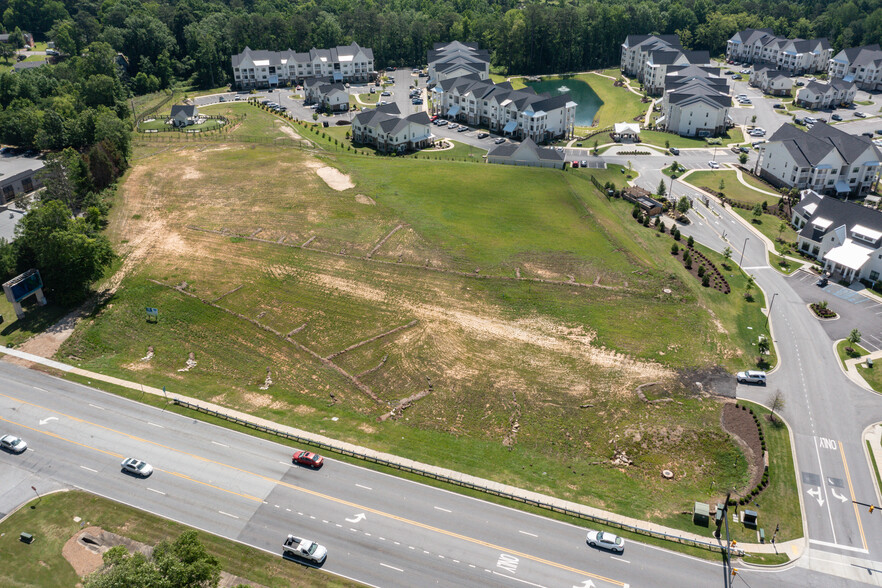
[828,44,882,91]
[756,123,882,196]
[791,189,882,283]
[749,66,792,96]
[0,31,34,48]
[486,138,566,169]
[0,152,43,204]
[427,41,490,85]
[620,34,709,95]
[351,103,433,153]
[795,79,857,110]
[726,29,831,74]
[12,60,47,72]
[657,72,731,137]
[231,43,374,89]
[433,73,576,142]
[304,78,349,112]
[169,104,198,127]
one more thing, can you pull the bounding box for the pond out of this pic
[525,78,602,127]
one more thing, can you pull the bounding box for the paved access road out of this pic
[0,362,857,588]
[671,177,882,585]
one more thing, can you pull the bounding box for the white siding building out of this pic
[351,103,433,153]
[795,79,857,110]
[828,44,882,91]
[231,43,374,89]
[657,71,731,137]
[620,34,709,96]
[749,66,792,96]
[726,29,831,74]
[427,41,490,85]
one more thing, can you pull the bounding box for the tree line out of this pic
[2,0,882,89]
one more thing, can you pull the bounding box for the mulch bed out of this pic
[721,402,764,499]
[670,244,731,293]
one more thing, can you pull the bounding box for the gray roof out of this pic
[768,123,880,167]
[438,74,574,115]
[795,190,882,244]
[622,35,682,51]
[231,43,373,69]
[353,104,430,136]
[487,138,565,162]
[170,104,197,118]
[832,44,882,68]
[730,28,776,46]
[665,77,731,108]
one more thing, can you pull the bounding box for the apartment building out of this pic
[828,44,882,91]
[432,74,576,142]
[351,103,433,153]
[726,29,830,74]
[757,123,881,196]
[231,43,374,88]
[749,66,793,96]
[427,41,490,84]
[795,79,857,110]
[620,34,709,95]
[657,69,731,137]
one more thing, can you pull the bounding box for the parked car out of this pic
[816,276,829,287]
[855,111,868,118]
[795,80,805,86]
[580,160,588,167]
[707,160,720,169]
[740,146,750,153]
[0,434,27,453]
[862,132,875,138]
[773,103,784,109]
[292,450,324,468]
[740,68,751,74]
[793,117,804,125]
[875,129,882,135]
[477,132,489,139]
[121,457,154,477]
[380,91,391,97]
[831,114,842,121]
[751,140,766,147]
[571,161,580,168]
[736,370,767,385]
[586,530,625,553]
[668,147,680,156]
[731,74,742,80]
[457,125,468,132]
[494,138,506,144]
[430,115,438,121]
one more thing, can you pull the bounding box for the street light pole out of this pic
[739,237,749,267]
[766,292,778,325]
[723,491,733,588]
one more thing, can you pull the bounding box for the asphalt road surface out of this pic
[0,363,862,588]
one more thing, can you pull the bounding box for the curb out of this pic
[0,488,71,527]
[861,423,882,506]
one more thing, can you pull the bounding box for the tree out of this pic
[592,140,599,156]
[777,221,788,241]
[718,178,725,192]
[849,328,862,346]
[0,44,14,64]
[657,178,667,197]
[687,235,694,247]
[723,246,732,263]
[752,203,763,219]
[671,243,679,255]
[745,275,755,300]
[739,153,748,165]
[676,196,690,214]
[769,390,785,424]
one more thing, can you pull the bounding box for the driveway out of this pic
[788,269,882,350]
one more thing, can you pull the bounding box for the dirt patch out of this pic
[721,402,764,497]
[7,303,93,364]
[277,125,302,141]
[241,392,288,410]
[304,161,354,191]
[355,193,375,205]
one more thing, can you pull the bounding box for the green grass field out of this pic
[685,170,779,206]
[731,209,799,254]
[0,491,361,588]
[638,129,744,149]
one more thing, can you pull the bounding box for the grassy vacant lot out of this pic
[638,129,744,149]
[0,491,360,588]
[685,170,778,206]
[54,105,786,534]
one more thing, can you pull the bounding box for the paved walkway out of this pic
[732,167,781,198]
[0,346,803,558]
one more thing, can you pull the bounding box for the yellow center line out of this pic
[839,440,868,551]
[1,393,626,586]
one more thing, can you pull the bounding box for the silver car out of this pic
[586,530,625,553]
[0,434,27,453]
[121,457,154,477]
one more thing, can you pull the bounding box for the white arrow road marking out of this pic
[573,582,596,588]
[807,487,825,507]
[830,488,849,503]
[39,417,58,425]
[345,513,366,523]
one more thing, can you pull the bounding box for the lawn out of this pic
[768,251,798,275]
[857,362,882,394]
[532,73,645,130]
[638,129,744,149]
[836,339,869,365]
[684,170,779,206]
[0,490,361,588]
[732,208,799,255]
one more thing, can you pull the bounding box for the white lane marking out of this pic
[88,403,104,410]
[279,461,290,466]
[80,466,98,473]
[147,422,164,428]
[147,488,166,495]
[355,484,372,490]
[434,506,452,513]
[813,436,837,542]
[33,387,48,392]
[809,539,869,554]
[273,504,279,508]
[408,546,415,550]
[336,524,342,528]
[380,563,403,572]
[518,530,538,537]
[491,570,547,587]
[611,557,631,564]
[218,511,239,519]
[211,441,229,447]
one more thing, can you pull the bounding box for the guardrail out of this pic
[173,398,745,557]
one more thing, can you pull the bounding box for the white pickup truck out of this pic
[283,535,328,564]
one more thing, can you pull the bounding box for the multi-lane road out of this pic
[0,362,861,588]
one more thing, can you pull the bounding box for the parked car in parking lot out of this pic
[795,80,805,86]
[804,117,816,125]
[876,129,882,135]
[581,160,588,167]
[477,132,489,139]
[668,147,680,155]
[855,111,868,118]
[494,138,506,144]
[740,68,751,74]
[773,103,784,109]
[457,125,468,132]
[571,160,579,168]
[707,161,720,169]
[736,370,767,385]
[831,114,842,121]
[740,146,750,153]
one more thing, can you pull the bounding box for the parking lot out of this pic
[788,269,882,350]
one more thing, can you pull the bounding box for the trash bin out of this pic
[20,532,34,544]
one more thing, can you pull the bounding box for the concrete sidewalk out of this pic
[0,346,804,558]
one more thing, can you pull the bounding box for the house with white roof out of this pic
[749,66,792,96]
[351,103,433,153]
[231,43,374,89]
[620,35,709,95]
[427,41,490,85]
[486,138,566,169]
[828,44,882,91]
[795,79,857,110]
[792,190,882,283]
[657,70,731,137]
[757,123,881,196]
[432,74,576,142]
[726,29,830,74]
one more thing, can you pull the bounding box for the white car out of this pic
[740,68,751,74]
[736,370,767,385]
[586,530,625,553]
[0,434,27,453]
[707,161,720,169]
[121,457,154,477]
[855,112,868,118]
[804,117,817,125]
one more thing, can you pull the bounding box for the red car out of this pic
[292,450,324,468]
[571,161,579,168]
[430,115,439,121]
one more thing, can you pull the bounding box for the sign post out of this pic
[145,307,159,323]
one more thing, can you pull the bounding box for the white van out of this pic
[736,370,767,385]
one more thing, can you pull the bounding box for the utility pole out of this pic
[723,491,733,588]
[739,237,750,267]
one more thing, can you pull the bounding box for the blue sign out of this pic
[146,307,159,319]
[3,269,42,303]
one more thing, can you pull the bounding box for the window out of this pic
[872,271,880,281]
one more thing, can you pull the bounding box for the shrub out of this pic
[697,266,705,277]
[671,243,679,255]
[687,235,695,247]
[702,274,710,287]
[673,229,681,241]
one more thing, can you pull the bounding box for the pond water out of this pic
[525,78,602,127]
